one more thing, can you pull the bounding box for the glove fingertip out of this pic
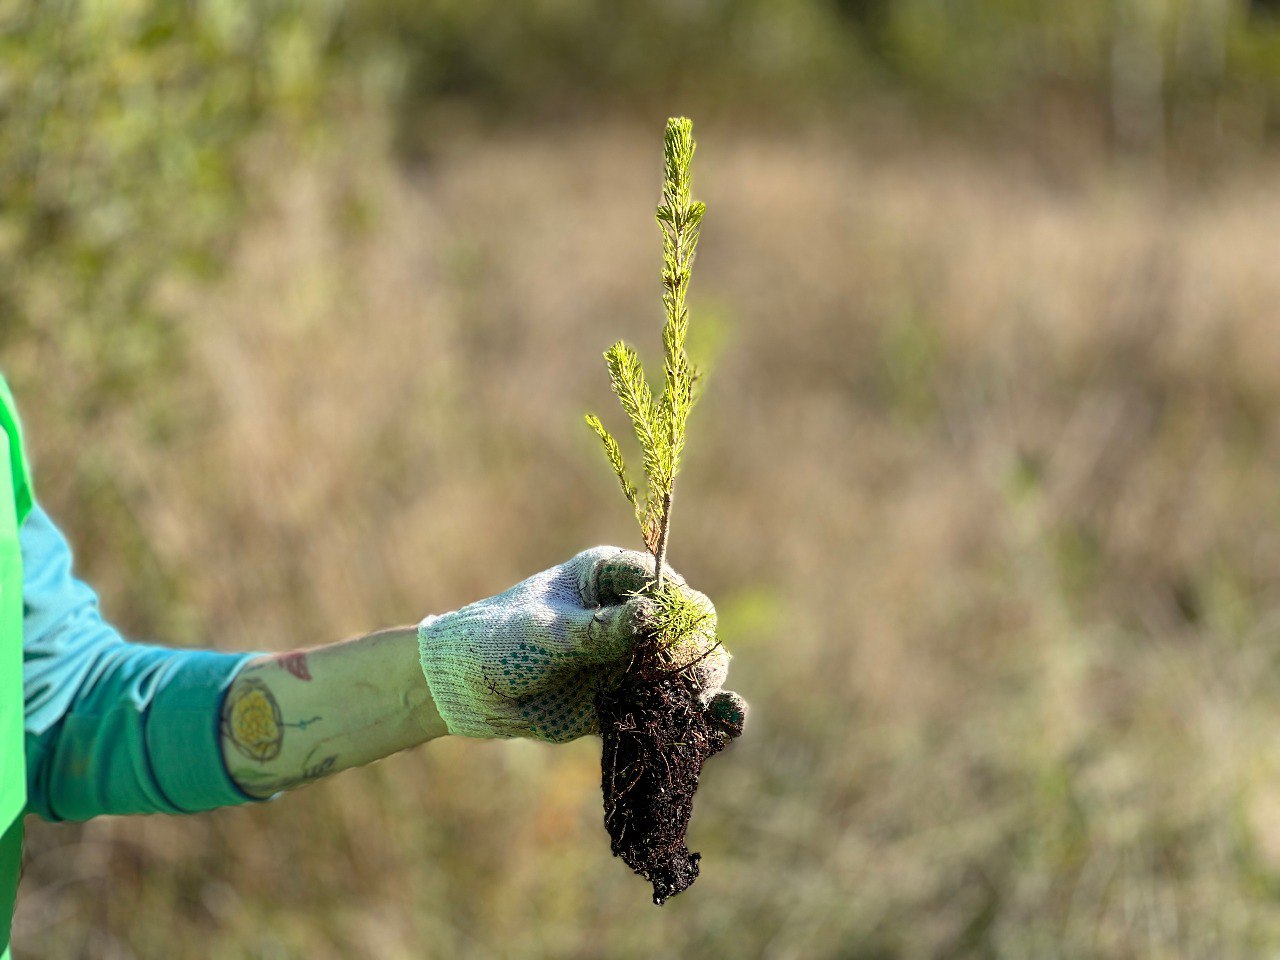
[707,690,748,739]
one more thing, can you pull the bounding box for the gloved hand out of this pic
[418,546,747,743]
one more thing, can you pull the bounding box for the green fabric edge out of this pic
[0,377,31,526]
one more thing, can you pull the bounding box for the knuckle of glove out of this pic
[576,546,687,607]
[574,546,637,606]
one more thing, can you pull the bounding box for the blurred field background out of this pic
[9,1,1280,957]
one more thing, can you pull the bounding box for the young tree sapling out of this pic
[585,117,733,904]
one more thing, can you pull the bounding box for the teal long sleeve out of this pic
[21,504,257,821]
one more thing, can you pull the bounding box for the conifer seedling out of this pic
[586,117,732,904]
[586,117,702,591]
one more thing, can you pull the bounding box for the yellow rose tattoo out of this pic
[222,678,284,762]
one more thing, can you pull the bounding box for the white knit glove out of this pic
[418,546,747,743]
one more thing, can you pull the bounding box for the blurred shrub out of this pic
[867,0,1280,152]
[0,0,354,409]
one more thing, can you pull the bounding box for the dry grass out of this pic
[12,117,1280,958]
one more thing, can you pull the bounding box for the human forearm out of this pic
[220,627,447,798]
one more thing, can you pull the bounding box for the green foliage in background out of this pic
[8,0,1280,414]
[7,0,1280,649]
[350,0,1280,153]
[342,0,857,135]
[0,0,357,403]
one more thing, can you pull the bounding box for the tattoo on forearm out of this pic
[220,628,431,797]
[222,678,285,762]
[302,754,337,780]
[229,752,340,794]
[276,651,313,681]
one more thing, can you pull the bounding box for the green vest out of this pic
[0,374,31,960]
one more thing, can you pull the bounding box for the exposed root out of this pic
[596,638,731,905]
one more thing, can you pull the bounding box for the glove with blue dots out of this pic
[418,546,747,743]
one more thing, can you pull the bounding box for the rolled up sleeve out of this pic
[21,504,257,821]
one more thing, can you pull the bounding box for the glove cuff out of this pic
[417,613,505,739]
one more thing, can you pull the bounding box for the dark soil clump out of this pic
[595,639,732,905]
